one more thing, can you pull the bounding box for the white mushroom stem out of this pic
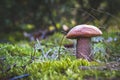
[76,37,93,61]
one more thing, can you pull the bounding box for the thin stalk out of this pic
[58,34,65,60]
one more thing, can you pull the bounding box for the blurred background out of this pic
[0,0,120,42]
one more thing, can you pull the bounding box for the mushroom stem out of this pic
[76,37,93,61]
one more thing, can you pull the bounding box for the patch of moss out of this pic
[0,32,120,80]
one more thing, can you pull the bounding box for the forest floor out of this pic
[0,32,120,80]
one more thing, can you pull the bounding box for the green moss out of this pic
[0,32,120,80]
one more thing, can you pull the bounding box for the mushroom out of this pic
[66,24,102,61]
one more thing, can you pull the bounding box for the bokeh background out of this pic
[0,0,120,42]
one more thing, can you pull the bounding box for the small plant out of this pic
[34,39,66,61]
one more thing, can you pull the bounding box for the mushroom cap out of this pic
[66,24,102,39]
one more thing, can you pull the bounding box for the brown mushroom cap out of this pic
[66,24,102,39]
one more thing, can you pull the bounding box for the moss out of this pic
[0,33,120,80]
